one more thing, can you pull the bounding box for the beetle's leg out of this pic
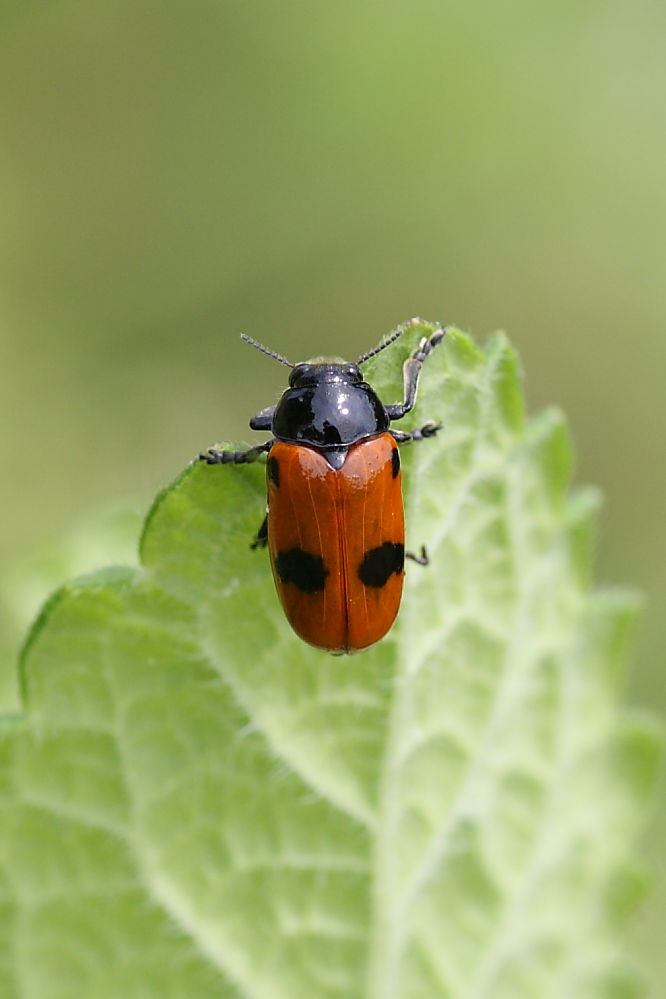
[249,405,276,431]
[250,512,268,550]
[390,421,443,444]
[385,325,448,422]
[406,545,429,566]
[200,440,274,464]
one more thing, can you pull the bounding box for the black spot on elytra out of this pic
[276,548,328,593]
[358,542,405,588]
[391,447,401,478]
[268,456,280,488]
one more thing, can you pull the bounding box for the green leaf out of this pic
[0,503,144,714]
[1,323,660,998]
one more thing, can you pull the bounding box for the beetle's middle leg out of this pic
[390,421,442,445]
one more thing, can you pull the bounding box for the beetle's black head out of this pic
[288,360,362,388]
[274,356,388,450]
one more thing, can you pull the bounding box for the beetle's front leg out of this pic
[200,440,274,464]
[386,323,448,422]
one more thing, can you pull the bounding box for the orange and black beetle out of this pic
[201,318,447,654]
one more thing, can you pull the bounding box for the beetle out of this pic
[200,318,447,654]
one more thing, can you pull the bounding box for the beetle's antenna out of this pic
[356,325,408,366]
[240,333,294,368]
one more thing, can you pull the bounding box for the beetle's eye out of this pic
[290,363,310,386]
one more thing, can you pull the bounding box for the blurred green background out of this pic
[0,0,663,988]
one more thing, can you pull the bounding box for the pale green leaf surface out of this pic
[0,504,145,713]
[1,324,660,999]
